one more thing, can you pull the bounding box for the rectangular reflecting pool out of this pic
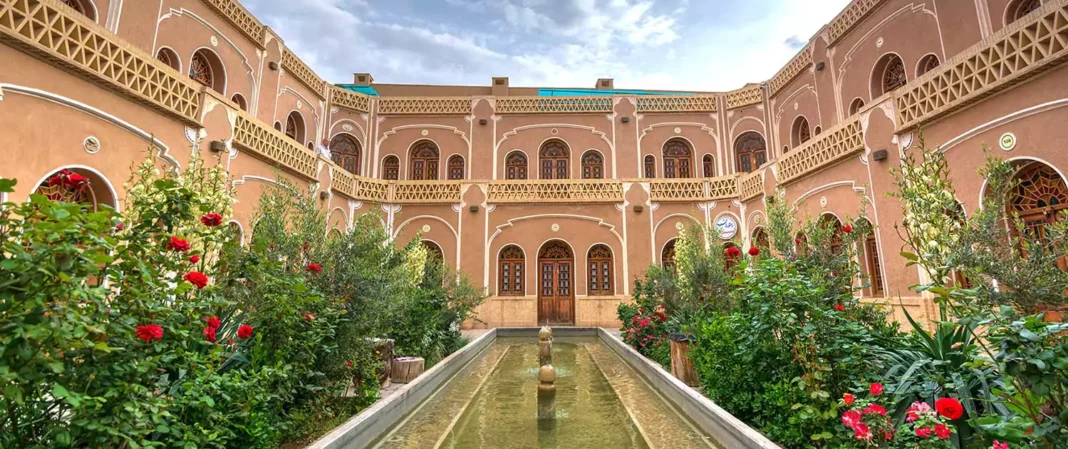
[371,337,717,449]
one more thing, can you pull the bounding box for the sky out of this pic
[242,0,853,92]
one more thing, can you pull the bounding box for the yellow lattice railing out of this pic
[828,0,888,44]
[330,165,355,199]
[232,109,318,179]
[378,97,471,115]
[353,177,390,203]
[330,86,371,113]
[496,96,614,114]
[635,95,718,113]
[649,177,738,202]
[894,1,1068,130]
[0,0,203,124]
[199,0,264,46]
[778,116,864,184]
[740,170,765,202]
[708,176,739,199]
[725,85,763,109]
[392,181,462,203]
[767,46,813,95]
[281,48,325,97]
[486,179,624,203]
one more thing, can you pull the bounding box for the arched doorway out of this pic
[734,132,766,174]
[539,139,570,179]
[330,134,361,175]
[662,138,693,178]
[538,240,575,325]
[409,140,440,180]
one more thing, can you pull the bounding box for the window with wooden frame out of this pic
[499,245,525,296]
[581,151,604,179]
[662,138,692,178]
[703,154,715,177]
[587,244,614,295]
[409,140,440,180]
[382,155,400,180]
[734,132,767,174]
[447,155,465,180]
[506,151,528,180]
[539,140,570,179]
[644,155,656,179]
[661,239,677,268]
[330,134,361,175]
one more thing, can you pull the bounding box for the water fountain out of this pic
[537,326,556,426]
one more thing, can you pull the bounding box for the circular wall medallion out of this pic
[421,129,429,136]
[342,124,353,132]
[820,196,828,208]
[83,136,100,154]
[999,132,1017,151]
[793,102,798,110]
[551,223,560,232]
[675,222,684,231]
[900,132,915,150]
[550,128,559,135]
[673,127,682,134]
[876,37,884,48]
[210,36,218,47]
[421,224,431,233]
[714,216,738,240]
[296,100,303,109]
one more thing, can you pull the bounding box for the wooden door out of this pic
[538,241,574,325]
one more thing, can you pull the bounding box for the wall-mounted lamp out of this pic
[621,116,630,123]
[469,205,479,213]
[479,119,488,125]
[268,61,279,71]
[815,61,825,71]
[871,149,889,161]
[633,205,643,213]
[208,140,226,152]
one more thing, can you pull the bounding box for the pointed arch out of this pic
[581,150,604,179]
[409,140,440,180]
[734,132,767,174]
[189,48,225,94]
[447,154,465,180]
[791,116,811,148]
[330,133,362,175]
[382,155,400,180]
[872,53,907,97]
[505,150,528,180]
[587,244,614,295]
[662,138,693,178]
[285,111,306,144]
[498,244,525,296]
[539,139,570,179]
[644,154,656,179]
[703,154,715,177]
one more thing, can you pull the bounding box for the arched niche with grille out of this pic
[751,227,769,250]
[662,138,693,178]
[1008,162,1068,270]
[702,154,715,177]
[423,240,444,262]
[849,98,865,116]
[855,218,884,296]
[1006,0,1042,25]
[409,140,440,180]
[230,93,247,111]
[581,150,604,179]
[189,49,225,94]
[661,238,677,268]
[34,168,115,211]
[60,0,96,21]
[498,245,525,296]
[791,116,811,148]
[734,132,767,174]
[505,151,528,180]
[156,47,180,72]
[819,214,845,254]
[447,155,465,180]
[916,54,941,77]
[330,134,362,175]
[872,54,907,97]
[285,111,306,144]
[539,139,570,179]
[382,155,400,180]
[587,244,614,295]
[644,155,656,179]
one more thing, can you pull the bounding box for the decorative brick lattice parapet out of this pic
[650,176,738,202]
[778,116,864,184]
[894,1,1068,130]
[199,0,264,47]
[392,181,462,203]
[496,96,614,114]
[330,86,371,113]
[487,179,624,203]
[827,0,888,45]
[281,48,325,98]
[378,97,472,115]
[0,0,202,124]
[725,85,763,110]
[767,46,813,96]
[232,109,318,179]
[330,165,355,199]
[636,95,718,113]
[739,170,765,202]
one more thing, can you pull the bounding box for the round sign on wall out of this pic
[999,133,1017,151]
[714,216,737,240]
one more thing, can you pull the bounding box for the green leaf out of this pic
[52,383,69,399]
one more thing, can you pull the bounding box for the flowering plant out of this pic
[839,387,957,448]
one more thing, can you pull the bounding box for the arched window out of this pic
[734,132,767,174]
[813,126,822,136]
[447,155,465,180]
[581,151,604,179]
[644,155,656,179]
[819,214,845,254]
[1009,163,1067,272]
[189,49,224,93]
[539,140,570,179]
[499,245,525,296]
[382,155,400,180]
[661,239,677,268]
[873,54,907,97]
[273,121,282,132]
[409,140,440,180]
[330,134,361,174]
[791,116,811,148]
[156,47,180,71]
[849,98,865,116]
[230,93,247,111]
[587,244,614,295]
[505,151,528,180]
[307,142,314,150]
[34,168,114,212]
[423,241,444,262]
[662,138,692,178]
[917,54,941,76]
[703,154,715,177]
[856,218,884,296]
[285,112,305,143]
[1007,0,1042,25]
[60,0,96,21]
[752,227,769,250]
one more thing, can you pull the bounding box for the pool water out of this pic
[372,337,716,449]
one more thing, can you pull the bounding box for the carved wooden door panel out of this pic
[538,242,574,325]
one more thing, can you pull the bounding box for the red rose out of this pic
[835,303,845,311]
[47,170,68,187]
[200,213,223,227]
[843,224,854,233]
[725,246,741,258]
[843,393,854,405]
[237,324,254,339]
[870,382,884,396]
[304,312,317,321]
[933,423,951,439]
[303,242,310,250]
[204,315,221,329]
[115,222,125,231]
[841,410,861,429]
[853,422,872,441]
[135,324,164,342]
[915,426,933,439]
[203,326,217,342]
[269,244,275,249]
[66,172,88,188]
[748,246,760,256]
[863,404,887,416]
[167,236,191,252]
[993,441,1009,449]
[184,271,209,289]
[346,361,353,368]
[935,397,964,420]
[190,254,200,264]
[306,262,322,274]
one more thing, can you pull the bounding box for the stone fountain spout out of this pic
[537,326,556,424]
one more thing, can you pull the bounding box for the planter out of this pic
[668,333,699,387]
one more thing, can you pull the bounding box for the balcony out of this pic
[486,179,624,204]
[649,176,738,202]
